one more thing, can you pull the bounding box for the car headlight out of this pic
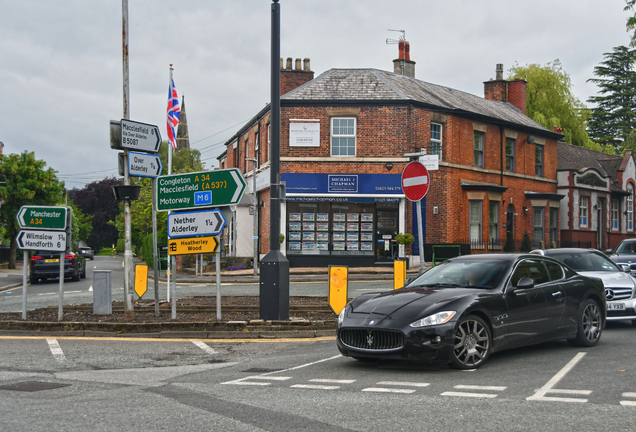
[337,306,347,327]
[409,311,456,328]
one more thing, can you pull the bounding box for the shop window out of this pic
[533,207,545,248]
[580,196,588,228]
[331,117,356,156]
[550,208,558,244]
[535,145,544,177]
[612,199,619,230]
[505,138,515,172]
[488,201,499,244]
[628,184,634,231]
[431,123,443,160]
[469,200,482,245]
[474,132,484,168]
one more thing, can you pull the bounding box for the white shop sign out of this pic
[290,122,320,147]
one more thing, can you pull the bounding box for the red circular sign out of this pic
[401,161,430,201]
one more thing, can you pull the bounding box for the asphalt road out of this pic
[1,320,635,431]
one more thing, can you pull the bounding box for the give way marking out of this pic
[527,352,591,403]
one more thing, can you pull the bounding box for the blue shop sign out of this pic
[282,173,403,195]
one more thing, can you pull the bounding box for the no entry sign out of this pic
[401,161,429,201]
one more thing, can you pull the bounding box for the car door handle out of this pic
[551,291,564,297]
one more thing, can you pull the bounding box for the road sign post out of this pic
[119,119,162,153]
[168,209,226,238]
[401,161,430,275]
[157,169,247,212]
[17,206,68,230]
[128,151,163,178]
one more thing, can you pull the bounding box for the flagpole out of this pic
[166,65,173,303]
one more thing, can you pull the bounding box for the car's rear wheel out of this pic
[450,315,492,370]
[31,277,39,284]
[72,270,81,282]
[567,299,602,347]
[80,264,86,279]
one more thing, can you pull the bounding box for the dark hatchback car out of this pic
[79,246,94,260]
[337,253,606,369]
[607,238,636,275]
[30,244,86,283]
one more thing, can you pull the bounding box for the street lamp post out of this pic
[247,158,259,277]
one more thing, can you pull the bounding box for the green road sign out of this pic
[157,169,247,211]
[17,206,69,230]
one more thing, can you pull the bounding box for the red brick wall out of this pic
[507,80,527,115]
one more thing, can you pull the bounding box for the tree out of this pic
[158,142,204,175]
[508,61,597,149]
[68,178,121,251]
[587,46,636,153]
[0,151,65,268]
[67,201,92,245]
[626,0,636,46]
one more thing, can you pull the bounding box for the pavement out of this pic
[0,261,424,339]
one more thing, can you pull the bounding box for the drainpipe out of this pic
[500,126,504,186]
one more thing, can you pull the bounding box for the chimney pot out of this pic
[496,63,504,81]
[280,57,283,69]
[295,58,301,71]
[405,42,410,61]
[286,57,292,70]
[303,58,311,71]
[398,40,405,59]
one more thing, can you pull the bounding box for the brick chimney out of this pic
[393,41,416,78]
[280,57,314,95]
[484,63,527,114]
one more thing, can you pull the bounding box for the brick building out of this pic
[219,54,564,267]
[557,142,636,250]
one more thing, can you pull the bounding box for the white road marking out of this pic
[362,388,416,394]
[623,392,636,398]
[224,381,270,386]
[441,391,498,398]
[545,389,591,395]
[376,381,430,388]
[621,392,636,406]
[191,340,216,354]
[527,352,589,403]
[46,339,66,362]
[291,384,340,390]
[250,376,292,381]
[221,355,341,386]
[309,379,355,384]
[89,286,93,292]
[454,385,507,391]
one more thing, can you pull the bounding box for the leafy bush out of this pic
[395,233,415,245]
[520,233,532,252]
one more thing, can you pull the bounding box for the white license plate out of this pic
[607,302,625,311]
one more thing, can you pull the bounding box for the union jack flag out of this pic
[166,68,181,148]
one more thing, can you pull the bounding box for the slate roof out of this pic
[282,68,558,137]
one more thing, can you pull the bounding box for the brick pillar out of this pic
[507,79,527,115]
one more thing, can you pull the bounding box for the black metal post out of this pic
[259,0,289,321]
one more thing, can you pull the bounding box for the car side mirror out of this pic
[512,277,535,292]
[606,248,613,254]
[620,264,631,273]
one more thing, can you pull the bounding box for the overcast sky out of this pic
[0,0,632,190]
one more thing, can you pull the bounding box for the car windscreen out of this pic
[408,260,510,289]
[549,252,618,272]
[616,242,636,254]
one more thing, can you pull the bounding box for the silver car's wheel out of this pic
[450,315,491,370]
[568,299,602,347]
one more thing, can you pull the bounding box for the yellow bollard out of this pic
[394,260,407,289]
[328,266,348,315]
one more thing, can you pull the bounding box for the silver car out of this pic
[531,248,636,325]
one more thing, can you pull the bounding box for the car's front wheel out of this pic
[450,315,492,370]
[567,299,602,347]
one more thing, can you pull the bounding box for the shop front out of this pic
[281,173,405,267]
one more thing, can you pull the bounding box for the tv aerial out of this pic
[386,29,406,45]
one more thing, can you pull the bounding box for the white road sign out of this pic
[128,151,163,178]
[120,119,162,153]
[17,229,67,252]
[168,209,226,238]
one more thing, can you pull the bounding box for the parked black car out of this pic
[79,246,94,260]
[30,244,86,283]
[337,253,605,369]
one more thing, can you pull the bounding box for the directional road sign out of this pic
[168,209,226,238]
[17,229,67,252]
[128,151,163,178]
[401,161,430,202]
[157,169,247,212]
[17,206,68,230]
[168,235,219,256]
[120,119,162,153]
